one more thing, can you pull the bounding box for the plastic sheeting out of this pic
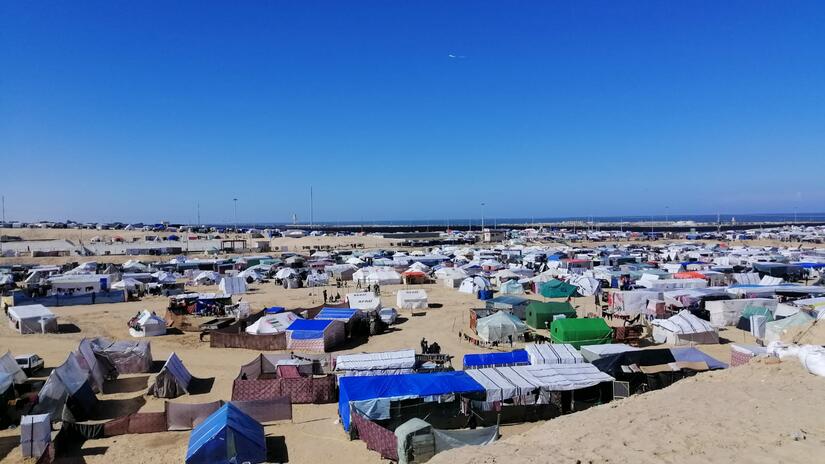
[396,289,428,310]
[0,351,27,384]
[185,403,266,464]
[336,350,417,377]
[150,352,193,398]
[524,343,583,365]
[651,310,719,345]
[20,414,51,458]
[475,311,528,343]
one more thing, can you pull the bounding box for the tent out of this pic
[245,311,300,335]
[475,311,528,344]
[338,371,484,431]
[592,348,726,393]
[458,276,491,294]
[186,403,266,464]
[36,354,98,422]
[499,279,525,295]
[651,310,719,345]
[306,272,330,287]
[395,418,498,464]
[396,289,428,310]
[353,267,402,285]
[524,343,583,365]
[538,279,578,298]
[0,351,27,384]
[347,292,382,312]
[764,311,815,344]
[609,290,663,315]
[218,276,247,295]
[7,304,58,334]
[336,350,417,377]
[435,268,468,288]
[463,350,530,369]
[735,306,775,332]
[401,269,428,285]
[315,307,359,322]
[705,298,777,328]
[20,414,51,459]
[193,271,220,285]
[466,364,614,403]
[525,301,576,330]
[550,318,613,349]
[579,344,641,362]
[567,275,601,297]
[87,338,153,374]
[486,296,531,320]
[149,352,193,398]
[327,264,358,281]
[286,319,346,352]
[129,310,167,337]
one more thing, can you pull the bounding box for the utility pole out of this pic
[233,198,238,232]
[310,186,314,228]
[1,195,5,224]
[197,201,200,227]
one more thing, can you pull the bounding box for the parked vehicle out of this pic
[379,307,399,325]
[16,354,44,375]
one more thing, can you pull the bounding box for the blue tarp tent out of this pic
[463,350,529,369]
[186,403,266,464]
[338,372,484,431]
[264,306,285,314]
[286,319,333,339]
[315,308,358,322]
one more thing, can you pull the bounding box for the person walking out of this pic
[323,289,328,303]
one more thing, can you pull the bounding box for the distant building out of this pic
[482,229,506,242]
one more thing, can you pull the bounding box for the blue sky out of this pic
[1,1,824,224]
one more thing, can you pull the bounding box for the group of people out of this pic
[322,289,343,303]
[420,337,441,354]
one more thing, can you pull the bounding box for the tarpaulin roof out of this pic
[315,308,358,322]
[539,279,578,298]
[338,372,484,430]
[463,350,529,368]
[550,318,613,349]
[186,403,266,464]
[286,319,334,339]
[486,295,530,306]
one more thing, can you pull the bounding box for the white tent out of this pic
[353,267,402,285]
[306,272,330,287]
[499,279,525,295]
[8,305,58,334]
[335,350,417,377]
[193,271,220,285]
[651,310,719,345]
[435,267,468,288]
[0,351,27,384]
[568,275,601,297]
[346,256,365,266]
[246,312,301,335]
[346,292,382,312]
[396,289,428,310]
[524,343,583,365]
[579,344,641,362]
[764,311,815,344]
[275,268,299,279]
[129,310,167,337]
[476,311,527,343]
[112,277,144,290]
[458,276,491,294]
[219,276,247,295]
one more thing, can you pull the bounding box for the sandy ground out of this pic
[431,358,825,464]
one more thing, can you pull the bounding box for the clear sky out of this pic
[1,1,824,224]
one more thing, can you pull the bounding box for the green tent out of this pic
[741,306,774,321]
[525,301,577,329]
[538,279,578,298]
[549,318,612,349]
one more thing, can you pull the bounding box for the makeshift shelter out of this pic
[149,353,193,399]
[336,350,417,377]
[435,268,468,288]
[286,319,345,352]
[539,279,577,298]
[20,414,51,459]
[568,275,601,297]
[347,292,382,312]
[394,418,498,464]
[463,350,530,369]
[735,306,775,332]
[524,343,583,365]
[354,267,402,285]
[486,295,532,320]
[706,298,777,328]
[0,351,27,384]
[499,279,525,295]
[36,354,98,422]
[185,403,266,464]
[475,311,528,344]
[592,348,726,394]
[218,276,247,295]
[397,289,429,310]
[764,311,815,344]
[525,301,576,330]
[608,290,663,315]
[315,307,358,323]
[306,271,330,287]
[550,318,613,349]
[579,344,641,362]
[88,338,153,374]
[245,311,300,335]
[651,310,719,345]
[7,304,58,334]
[339,371,484,431]
[129,310,167,337]
[401,269,428,285]
[232,353,336,404]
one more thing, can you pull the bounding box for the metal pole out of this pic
[233,198,238,232]
[310,186,314,228]
[481,203,486,230]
